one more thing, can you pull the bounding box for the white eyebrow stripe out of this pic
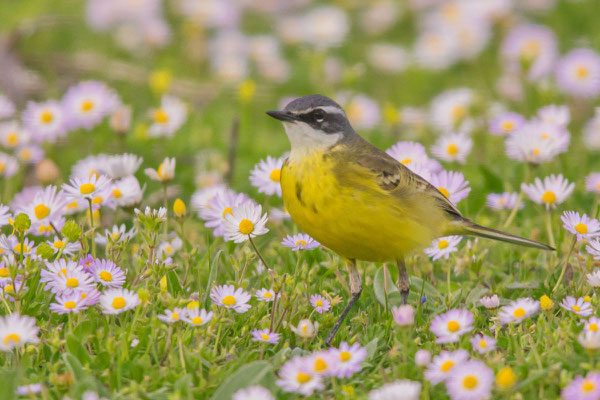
[289,106,345,116]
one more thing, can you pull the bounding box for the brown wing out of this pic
[332,138,463,219]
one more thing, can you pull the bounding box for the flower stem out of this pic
[545,209,556,248]
[552,237,577,293]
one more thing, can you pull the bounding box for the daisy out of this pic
[157,234,183,258]
[430,88,474,132]
[210,284,251,313]
[49,292,89,314]
[251,328,280,344]
[89,259,126,288]
[0,235,36,257]
[470,334,497,354]
[182,308,213,326]
[367,43,408,73]
[290,319,318,339]
[521,174,575,210]
[425,235,462,260]
[489,112,526,136]
[425,350,470,384]
[585,173,600,193]
[414,28,460,71]
[579,331,600,351]
[0,121,31,149]
[232,386,274,400]
[200,189,252,237]
[486,192,522,210]
[445,359,494,400]
[61,80,121,130]
[281,233,320,251]
[556,48,600,98]
[480,295,499,309]
[415,350,431,367]
[342,93,381,130]
[256,288,275,302]
[95,224,137,246]
[22,100,67,143]
[505,121,569,164]
[77,287,102,306]
[223,203,269,243]
[0,152,18,178]
[429,170,471,205]
[392,304,415,326]
[561,211,600,241]
[369,380,421,400]
[0,205,11,226]
[99,288,140,315]
[47,236,80,256]
[250,155,285,196]
[586,109,600,149]
[276,356,324,396]
[583,317,600,333]
[18,185,67,233]
[537,105,571,128]
[560,296,594,317]
[310,294,331,313]
[40,262,95,295]
[385,141,441,173]
[158,308,186,324]
[148,95,187,138]
[329,341,367,378]
[430,308,474,343]
[0,94,15,119]
[586,268,600,285]
[561,372,600,400]
[431,132,472,164]
[16,384,43,396]
[0,313,39,351]
[498,297,539,325]
[144,157,175,182]
[62,174,112,203]
[104,153,143,180]
[16,145,44,165]
[110,176,144,207]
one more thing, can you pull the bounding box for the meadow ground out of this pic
[2,0,600,399]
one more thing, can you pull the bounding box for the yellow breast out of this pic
[281,149,448,262]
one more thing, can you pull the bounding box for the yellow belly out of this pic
[281,151,449,262]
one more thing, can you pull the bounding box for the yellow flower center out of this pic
[112,189,123,199]
[590,323,598,332]
[192,316,203,324]
[59,268,67,276]
[583,380,596,393]
[438,240,449,249]
[502,121,514,132]
[81,100,95,112]
[92,197,103,205]
[541,190,556,204]
[7,132,18,146]
[447,143,458,156]
[3,333,20,345]
[99,271,113,282]
[347,102,363,122]
[67,201,78,209]
[521,40,540,60]
[222,295,236,306]
[34,204,50,219]
[64,301,77,309]
[66,277,79,288]
[20,149,31,161]
[14,244,29,253]
[0,267,8,277]
[187,301,199,309]
[463,375,478,390]
[112,297,126,309]
[340,351,351,362]
[513,307,526,318]
[296,372,312,384]
[53,240,64,249]
[316,300,323,307]
[263,292,272,298]
[261,333,270,341]
[532,148,541,157]
[575,222,588,234]
[401,158,412,165]
[154,109,169,123]
[572,305,581,312]
[447,320,460,332]
[438,187,450,199]
[80,183,95,195]
[238,219,254,235]
[4,285,14,293]
[441,360,454,372]
[576,66,589,79]
[585,296,592,302]
[479,339,487,348]
[496,367,517,388]
[314,358,327,372]
[451,105,466,123]
[222,207,233,217]
[40,111,54,124]
[171,312,179,320]
[296,240,307,247]
[270,169,281,182]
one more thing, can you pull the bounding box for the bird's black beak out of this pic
[266,110,297,122]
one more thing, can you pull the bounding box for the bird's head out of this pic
[267,95,355,154]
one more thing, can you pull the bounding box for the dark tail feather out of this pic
[456,220,555,251]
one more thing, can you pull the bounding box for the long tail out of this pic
[455,219,555,251]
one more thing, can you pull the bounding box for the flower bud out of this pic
[61,220,82,242]
[173,198,186,217]
[36,243,55,260]
[13,213,31,232]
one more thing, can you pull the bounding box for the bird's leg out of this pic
[324,259,362,347]
[397,259,410,304]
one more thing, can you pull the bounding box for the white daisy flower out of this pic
[486,192,523,211]
[537,104,570,128]
[233,386,274,400]
[342,93,381,130]
[62,174,112,202]
[430,88,474,132]
[369,380,421,400]
[0,152,19,178]
[445,360,494,400]
[0,94,15,119]
[157,234,183,258]
[505,121,569,164]
[89,259,126,288]
[95,224,137,246]
[182,308,213,326]
[0,235,36,257]
[431,132,472,164]
[22,100,67,143]
[0,313,39,351]
[99,288,140,315]
[276,356,324,396]
[256,288,276,302]
[210,284,251,313]
[40,260,95,295]
[104,153,143,179]
[17,185,68,233]
[0,121,31,149]
[47,236,80,256]
[0,205,10,227]
[148,95,187,138]
[191,184,228,210]
[587,241,600,262]
[414,28,460,71]
[385,141,441,175]
[16,145,44,164]
[249,155,285,197]
[223,203,269,243]
[585,173,600,194]
[429,308,474,344]
[200,189,253,237]
[429,170,471,205]
[144,157,175,182]
[424,350,469,384]
[560,296,594,316]
[70,154,109,180]
[281,233,320,251]
[61,80,121,130]
[583,317,600,333]
[50,292,89,314]
[470,333,497,354]
[521,174,575,209]
[158,308,186,324]
[110,176,144,207]
[498,297,539,325]
[424,236,462,260]
[561,211,600,241]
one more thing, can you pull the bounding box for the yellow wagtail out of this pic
[267,94,553,346]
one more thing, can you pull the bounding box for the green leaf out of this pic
[365,338,379,360]
[204,250,223,307]
[478,165,504,192]
[373,266,399,308]
[209,361,273,400]
[0,368,19,400]
[66,334,91,366]
[167,270,183,296]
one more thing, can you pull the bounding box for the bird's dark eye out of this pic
[312,109,325,122]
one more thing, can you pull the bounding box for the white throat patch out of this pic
[282,121,342,162]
